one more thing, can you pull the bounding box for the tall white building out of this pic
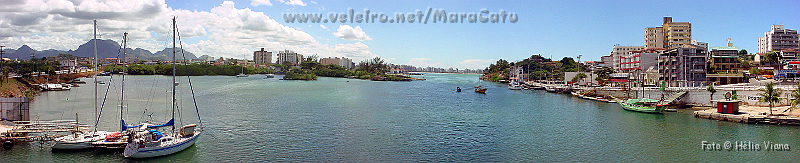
[319,57,354,69]
[276,50,303,65]
[758,25,799,53]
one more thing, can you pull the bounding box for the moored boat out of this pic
[616,98,666,114]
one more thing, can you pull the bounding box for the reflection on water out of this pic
[2,73,800,162]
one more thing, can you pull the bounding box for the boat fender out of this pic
[3,140,14,150]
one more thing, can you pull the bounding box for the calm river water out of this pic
[2,73,800,162]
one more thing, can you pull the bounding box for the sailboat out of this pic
[92,33,131,150]
[236,54,248,78]
[123,17,202,158]
[52,20,112,150]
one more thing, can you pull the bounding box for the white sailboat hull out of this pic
[124,131,200,158]
[51,131,111,150]
[52,141,93,150]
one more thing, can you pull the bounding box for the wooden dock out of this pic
[2,120,92,149]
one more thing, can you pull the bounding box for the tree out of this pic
[763,51,779,64]
[788,81,800,112]
[707,84,717,105]
[594,67,615,79]
[749,67,760,76]
[759,82,782,116]
[357,57,388,74]
[571,72,587,83]
[738,49,748,59]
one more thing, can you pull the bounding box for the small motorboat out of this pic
[265,74,275,78]
[474,85,487,93]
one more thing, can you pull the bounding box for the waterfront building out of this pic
[610,45,644,71]
[645,17,692,49]
[253,48,272,65]
[621,48,664,85]
[658,45,707,87]
[319,57,354,69]
[620,48,663,72]
[276,50,303,65]
[600,55,613,68]
[758,25,799,53]
[707,44,744,85]
[691,39,708,49]
[509,66,527,83]
[778,48,800,64]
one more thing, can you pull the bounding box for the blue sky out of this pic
[2,0,799,69]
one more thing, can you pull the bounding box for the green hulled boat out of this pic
[616,98,667,114]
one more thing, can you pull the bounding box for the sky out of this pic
[1,0,799,70]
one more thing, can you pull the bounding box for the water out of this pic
[3,73,800,162]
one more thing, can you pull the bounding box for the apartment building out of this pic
[758,25,799,53]
[645,17,692,49]
[658,45,707,87]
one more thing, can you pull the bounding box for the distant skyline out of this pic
[1,0,798,69]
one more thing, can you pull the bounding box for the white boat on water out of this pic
[52,20,110,150]
[123,17,203,158]
[52,131,111,150]
[124,123,200,158]
[508,82,522,90]
[265,74,275,78]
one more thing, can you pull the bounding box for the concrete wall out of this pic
[596,88,788,107]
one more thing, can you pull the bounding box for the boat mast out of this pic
[171,17,177,133]
[93,20,98,132]
[120,32,127,131]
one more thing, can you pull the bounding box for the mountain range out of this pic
[2,39,197,60]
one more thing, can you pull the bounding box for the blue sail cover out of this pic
[121,119,174,131]
[121,119,142,131]
[148,119,175,128]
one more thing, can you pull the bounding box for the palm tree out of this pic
[707,84,716,106]
[787,81,800,112]
[759,82,782,116]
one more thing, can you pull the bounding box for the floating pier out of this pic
[693,109,800,125]
[1,120,91,150]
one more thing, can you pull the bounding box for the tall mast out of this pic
[171,17,177,133]
[120,32,127,131]
[93,20,98,132]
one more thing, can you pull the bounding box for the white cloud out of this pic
[319,24,327,29]
[251,0,272,6]
[0,0,378,62]
[277,0,306,6]
[459,59,494,69]
[332,25,371,41]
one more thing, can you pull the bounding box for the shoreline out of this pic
[0,72,95,98]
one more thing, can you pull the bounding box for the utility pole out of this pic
[1,45,4,87]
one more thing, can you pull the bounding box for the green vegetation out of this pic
[789,81,800,112]
[103,64,276,76]
[759,82,782,116]
[281,56,411,81]
[571,73,587,82]
[482,55,586,82]
[283,68,317,80]
[4,60,59,79]
[762,51,779,64]
[706,84,716,105]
